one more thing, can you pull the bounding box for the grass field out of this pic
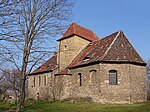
[0,100,150,112]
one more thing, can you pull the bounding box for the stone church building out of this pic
[28,23,147,103]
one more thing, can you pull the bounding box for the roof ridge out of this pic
[102,30,121,59]
[120,31,145,64]
[93,31,99,39]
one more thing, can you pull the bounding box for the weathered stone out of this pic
[28,23,147,104]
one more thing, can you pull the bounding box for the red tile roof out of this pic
[102,31,145,63]
[30,25,146,76]
[29,54,58,75]
[68,31,146,68]
[57,22,99,42]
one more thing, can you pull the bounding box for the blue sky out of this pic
[72,0,150,60]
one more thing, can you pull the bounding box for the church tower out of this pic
[57,23,99,71]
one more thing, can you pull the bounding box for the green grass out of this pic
[0,100,16,112]
[0,99,150,112]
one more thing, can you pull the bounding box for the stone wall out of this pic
[65,64,100,102]
[61,63,146,103]
[28,63,146,104]
[129,64,147,103]
[99,63,131,103]
[28,69,58,100]
[57,35,90,71]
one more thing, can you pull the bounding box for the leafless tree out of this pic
[0,69,21,102]
[147,60,150,76]
[0,74,7,99]
[0,0,73,111]
[146,60,150,88]
[0,0,18,41]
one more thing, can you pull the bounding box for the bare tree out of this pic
[0,0,73,111]
[0,74,8,100]
[146,60,150,88]
[147,60,150,77]
[0,69,21,102]
[0,0,19,41]
[146,59,150,100]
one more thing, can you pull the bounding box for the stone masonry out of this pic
[28,23,147,104]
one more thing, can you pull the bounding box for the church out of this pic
[28,23,147,103]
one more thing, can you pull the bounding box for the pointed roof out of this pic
[102,31,145,63]
[57,22,99,42]
[30,27,146,76]
[68,31,146,68]
[29,54,58,75]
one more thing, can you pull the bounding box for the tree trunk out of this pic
[16,38,29,112]
[16,61,28,111]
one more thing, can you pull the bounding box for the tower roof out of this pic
[57,22,99,42]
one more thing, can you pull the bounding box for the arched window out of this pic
[78,73,82,86]
[109,70,118,85]
[39,76,41,86]
[89,69,96,83]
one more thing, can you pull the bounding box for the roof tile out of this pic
[68,31,146,68]
[30,24,146,75]
[57,22,99,42]
[30,54,58,75]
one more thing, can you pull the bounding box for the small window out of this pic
[47,65,50,69]
[33,77,35,87]
[63,44,67,50]
[39,76,41,86]
[83,56,90,62]
[109,70,118,85]
[64,44,67,47]
[44,76,46,86]
[78,73,82,86]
